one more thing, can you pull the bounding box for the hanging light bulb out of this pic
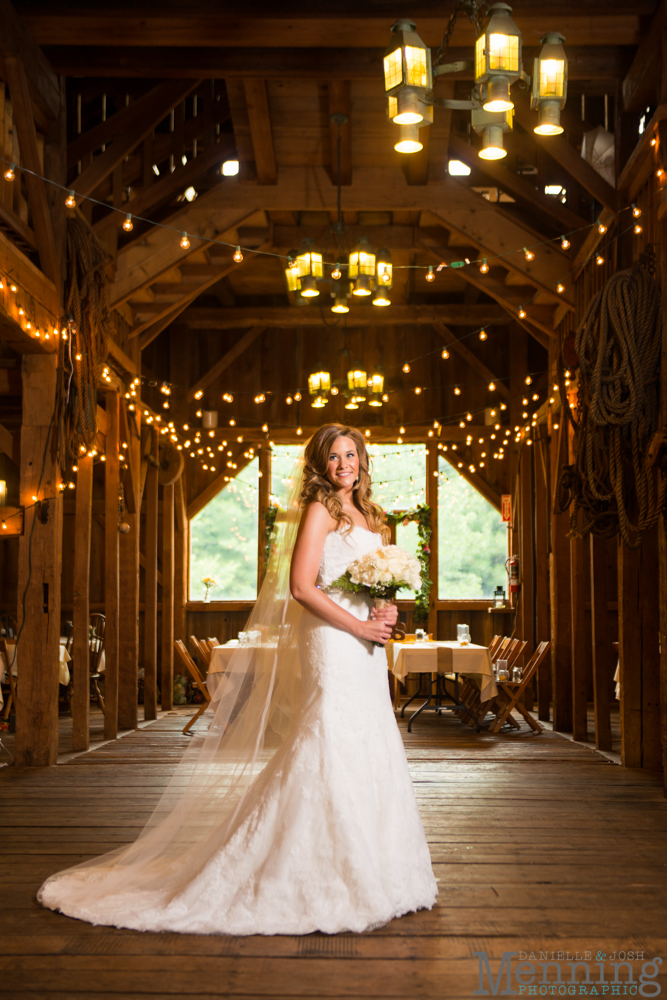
[479,329,487,341]
[65,190,76,208]
[295,238,323,298]
[402,363,411,373]
[441,348,449,360]
[233,245,244,262]
[489,381,496,391]
[632,204,642,218]
[383,19,431,122]
[331,261,342,281]
[560,235,570,250]
[454,385,461,396]
[180,232,190,249]
[597,222,607,235]
[376,248,393,287]
[123,214,134,232]
[518,308,527,319]
[3,164,15,182]
[525,374,532,385]
[596,254,604,266]
[479,259,489,274]
[634,224,643,235]
[425,265,435,282]
[557,283,565,293]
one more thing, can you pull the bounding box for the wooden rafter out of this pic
[0,0,60,122]
[181,304,508,329]
[72,80,199,199]
[0,421,19,465]
[187,450,257,520]
[621,0,664,113]
[243,79,277,185]
[3,57,60,289]
[187,327,266,402]
[431,321,510,401]
[135,241,271,351]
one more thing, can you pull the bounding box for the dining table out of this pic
[0,638,72,711]
[385,639,497,732]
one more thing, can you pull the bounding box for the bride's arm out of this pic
[290,503,393,645]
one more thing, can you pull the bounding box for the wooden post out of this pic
[104,390,120,740]
[640,527,662,770]
[550,415,573,732]
[658,209,667,792]
[518,444,535,660]
[426,441,439,638]
[173,476,188,643]
[534,427,551,720]
[14,355,62,767]
[570,531,589,742]
[257,443,271,587]
[71,454,93,752]
[618,540,642,767]
[590,535,612,751]
[161,482,175,711]
[143,428,159,720]
[118,403,141,731]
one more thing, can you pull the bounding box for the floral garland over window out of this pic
[384,504,432,625]
[264,503,432,624]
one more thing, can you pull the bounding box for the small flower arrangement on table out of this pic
[202,576,217,602]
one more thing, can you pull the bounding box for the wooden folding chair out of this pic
[505,640,528,670]
[488,635,503,659]
[490,641,551,734]
[189,635,212,670]
[0,639,17,720]
[491,636,511,663]
[207,637,220,647]
[175,640,212,735]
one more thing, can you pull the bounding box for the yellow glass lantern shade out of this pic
[296,238,323,280]
[486,32,520,74]
[285,265,301,293]
[475,4,522,82]
[347,370,367,392]
[535,33,567,100]
[348,239,376,280]
[540,58,565,99]
[308,371,331,395]
[383,19,432,96]
[369,374,385,394]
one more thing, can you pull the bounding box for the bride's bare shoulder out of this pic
[300,500,338,534]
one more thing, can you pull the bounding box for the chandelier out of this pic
[284,115,396,312]
[384,3,567,161]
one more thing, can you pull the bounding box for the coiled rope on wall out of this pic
[556,263,665,550]
[55,215,113,467]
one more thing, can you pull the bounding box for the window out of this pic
[270,445,302,504]
[369,443,427,599]
[189,458,259,601]
[437,457,507,598]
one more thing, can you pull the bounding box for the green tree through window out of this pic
[437,456,507,598]
[189,458,260,601]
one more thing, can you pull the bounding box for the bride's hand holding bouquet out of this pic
[329,545,422,646]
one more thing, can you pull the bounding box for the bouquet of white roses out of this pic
[331,542,420,603]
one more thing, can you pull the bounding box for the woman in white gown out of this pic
[38,423,437,935]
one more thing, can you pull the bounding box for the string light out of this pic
[560,236,570,250]
[441,349,449,360]
[331,263,342,280]
[634,224,643,235]
[479,259,489,274]
[523,247,535,262]
[294,392,302,401]
[233,245,244,263]
[65,190,76,208]
[488,381,496,391]
[632,204,642,218]
[479,329,487,341]
[402,363,411,373]
[597,222,607,235]
[425,265,435,282]
[3,164,15,182]
[596,254,604,266]
[414,386,422,395]
[123,214,134,232]
[518,308,526,319]
[454,386,461,396]
[557,283,565,294]
[194,390,203,400]
[525,375,532,385]
[180,232,190,249]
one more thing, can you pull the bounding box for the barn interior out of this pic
[0,1,666,996]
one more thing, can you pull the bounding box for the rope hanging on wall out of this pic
[555,262,665,550]
[55,215,113,467]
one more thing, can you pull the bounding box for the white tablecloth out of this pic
[386,640,497,702]
[0,640,72,710]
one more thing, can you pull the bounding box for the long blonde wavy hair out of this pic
[301,424,389,539]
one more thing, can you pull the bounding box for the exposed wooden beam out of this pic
[3,58,60,289]
[206,423,492,447]
[72,80,199,199]
[448,134,589,237]
[181,303,509,329]
[94,134,236,239]
[512,92,620,213]
[136,241,271,351]
[431,321,510,400]
[23,11,647,49]
[0,0,61,122]
[0,421,18,465]
[622,0,664,113]
[187,326,265,401]
[106,336,139,376]
[243,79,277,185]
[418,236,556,345]
[328,80,352,186]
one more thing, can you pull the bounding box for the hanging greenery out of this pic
[384,504,432,625]
[264,505,279,564]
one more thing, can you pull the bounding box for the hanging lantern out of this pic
[473,106,513,159]
[394,123,423,153]
[475,3,523,113]
[331,288,350,313]
[383,19,432,124]
[373,288,391,307]
[296,238,323,297]
[532,33,567,135]
[368,373,384,406]
[308,371,331,395]
[347,370,367,400]
[311,395,328,409]
[344,397,360,410]
[376,248,393,288]
[348,238,376,296]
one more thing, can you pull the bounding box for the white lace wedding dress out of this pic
[38,526,437,935]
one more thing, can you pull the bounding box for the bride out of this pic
[38,423,437,935]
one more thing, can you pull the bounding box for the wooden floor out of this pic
[1,706,666,998]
